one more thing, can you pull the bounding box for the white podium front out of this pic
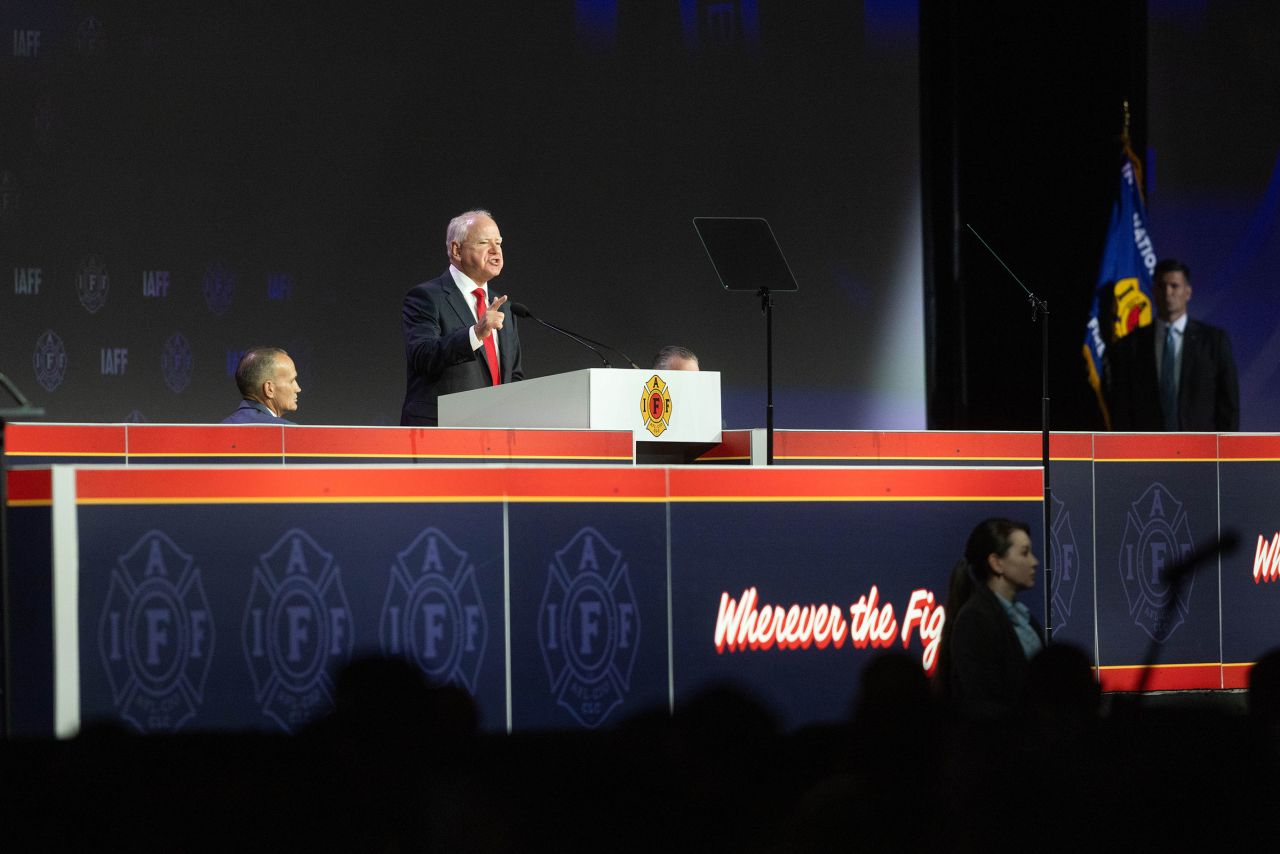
[439,369,722,461]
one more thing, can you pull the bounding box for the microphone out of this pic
[511,303,612,368]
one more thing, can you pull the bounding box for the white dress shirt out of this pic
[449,265,499,361]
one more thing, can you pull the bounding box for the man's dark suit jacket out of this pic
[222,400,294,424]
[400,269,523,426]
[1105,319,1239,431]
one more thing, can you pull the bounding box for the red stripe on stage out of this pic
[127,424,284,457]
[668,466,1043,500]
[75,467,500,502]
[1048,433,1095,459]
[771,431,1093,461]
[697,430,752,461]
[1219,434,1280,460]
[4,423,126,456]
[1093,433,1219,461]
[67,465,1039,504]
[6,469,52,503]
[494,467,668,499]
[1097,663,1222,691]
[72,466,670,503]
[282,426,633,460]
[1222,663,1253,689]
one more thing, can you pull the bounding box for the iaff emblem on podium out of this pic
[641,374,672,437]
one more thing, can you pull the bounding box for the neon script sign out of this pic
[1253,532,1280,583]
[714,586,944,673]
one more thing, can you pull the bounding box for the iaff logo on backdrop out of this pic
[98,531,215,733]
[33,329,67,392]
[641,374,672,438]
[380,528,487,693]
[243,529,353,732]
[14,267,41,294]
[714,586,945,673]
[1119,483,1195,643]
[0,169,18,229]
[161,332,193,393]
[76,15,105,54]
[142,270,170,297]
[539,527,641,728]
[1253,532,1280,583]
[202,260,234,315]
[13,30,41,58]
[100,348,128,375]
[1050,493,1081,634]
[76,255,109,313]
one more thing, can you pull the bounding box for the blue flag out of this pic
[1084,147,1157,428]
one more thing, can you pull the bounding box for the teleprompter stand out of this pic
[693,217,799,465]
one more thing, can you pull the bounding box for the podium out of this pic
[439,369,722,463]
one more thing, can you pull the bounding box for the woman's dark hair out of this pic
[963,517,1031,580]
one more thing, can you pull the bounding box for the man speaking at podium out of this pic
[400,209,523,426]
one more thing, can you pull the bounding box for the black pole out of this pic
[964,224,1053,642]
[1,418,10,737]
[761,287,774,465]
[1039,298,1053,643]
[0,374,45,738]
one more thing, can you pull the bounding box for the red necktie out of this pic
[472,287,501,386]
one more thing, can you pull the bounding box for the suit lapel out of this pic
[1177,320,1201,410]
[1179,321,1198,378]
[439,275,473,329]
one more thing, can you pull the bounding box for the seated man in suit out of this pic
[222,346,301,424]
[400,209,523,426]
[1106,258,1239,431]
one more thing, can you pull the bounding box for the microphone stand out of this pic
[761,287,774,465]
[559,331,640,370]
[510,304,640,368]
[965,225,1053,644]
[510,304,613,368]
[1134,532,1239,696]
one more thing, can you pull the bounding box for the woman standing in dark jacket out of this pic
[936,518,1043,716]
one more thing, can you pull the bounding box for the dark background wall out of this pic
[922,0,1148,431]
[2,1,1277,431]
[923,0,1280,432]
[0,0,925,429]
[1145,0,1280,432]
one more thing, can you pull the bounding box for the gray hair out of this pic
[652,345,699,370]
[445,209,493,259]
[235,346,287,399]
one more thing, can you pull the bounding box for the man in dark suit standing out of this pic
[400,209,523,426]
[1106,259,1239,431]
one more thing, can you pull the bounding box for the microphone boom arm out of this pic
[510,303,612,368]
